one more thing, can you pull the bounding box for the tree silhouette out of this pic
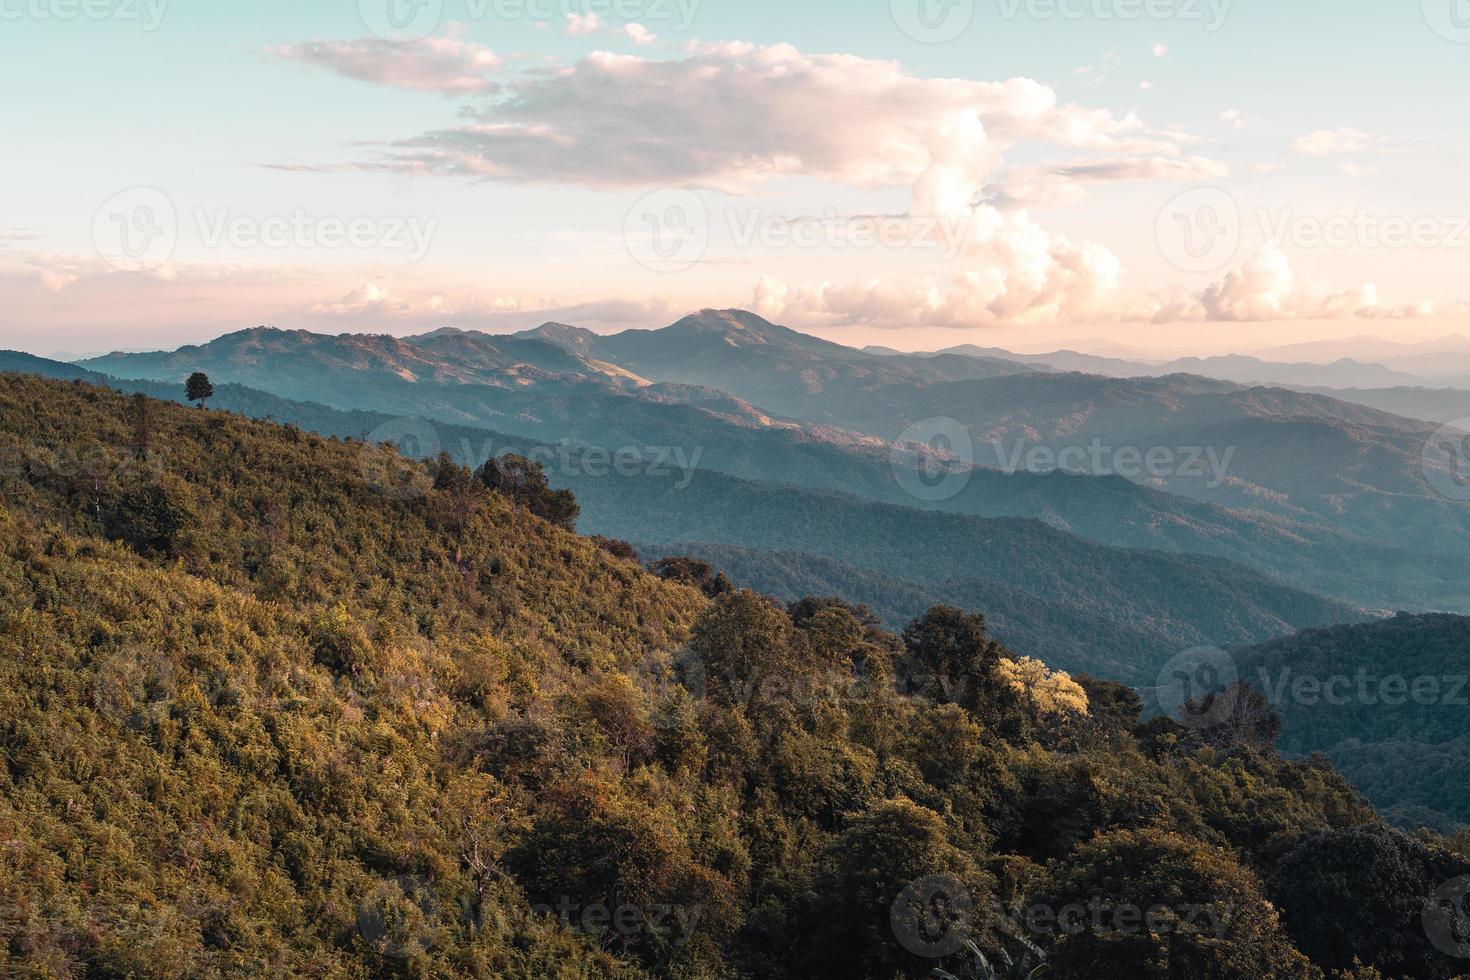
[185,372,214,409]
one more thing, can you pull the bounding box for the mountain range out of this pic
[51,310,1470,621]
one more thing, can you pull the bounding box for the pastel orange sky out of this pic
[4,0,1468,358]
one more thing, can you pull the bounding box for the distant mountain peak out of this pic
[515,321,601,354]
[672,308,780,336]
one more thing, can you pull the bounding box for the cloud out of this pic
[565,12,602,35]
[308,283,678,330]
[1293,127,1383,156]
[1220,110,1244,130]
[312,283,446,316]
[1152,43,1169,57]
[375,43,1196,191]
[1338,161,1379,178]
[992,154,1230,207]
[350,42,1230,328]
[1150,245,1432,323]
[272,35,503,95]
[755,245,1432,329]
[624,23,658,46]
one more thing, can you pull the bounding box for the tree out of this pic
[1268,824,1470,979]
[1032,828,1316,979]
[801,797,992,979]
[650,556,733,597]
[1189,682,1283,752]
[185,372,214,409]
[901,606,1007,709]
[476,453,579,530]
[687,590,795,715]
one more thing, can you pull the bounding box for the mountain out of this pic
[1234,614,1470,832]
[936,344,1161,377]
[1258,334,1470,364]
[518,308,1046,422]
[564,462,1367,685]
[1291,385,1470,425]
[937,343,1469,390]
[78,324,637,394]
[639,541,1346,684]
[18,348,1468,616]
[1159,355,1427,389]
[815,371,1470,555]
[2,372,1432,979]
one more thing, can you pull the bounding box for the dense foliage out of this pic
[1236,615,1470,831]
[0,375,1465,978]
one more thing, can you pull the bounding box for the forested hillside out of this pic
[1236,615,1470,833]
[4,374,1468,978]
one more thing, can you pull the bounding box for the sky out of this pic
[3,0,1470,358]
